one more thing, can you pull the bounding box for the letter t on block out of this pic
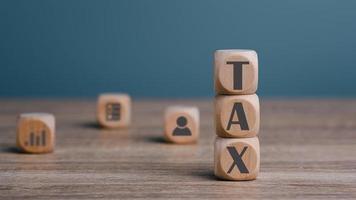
[214,49,258,95]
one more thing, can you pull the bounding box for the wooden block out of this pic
[214,136,260,181]
[164,106,199,144]
[214,49,258,95]
[16,113,55,154]
[97,93,131,128]
[215,94,259,138]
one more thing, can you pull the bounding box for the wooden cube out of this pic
[215,94,260,138]
[214,137,260,181]
[97,93,131,128]
[164,106,199,144]
[16,113,55,154]
[214,49,258,95]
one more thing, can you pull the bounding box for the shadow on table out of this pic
[77,121,132,133]
[145,136,202,146]
[145,136,167,144]
[190,169,258,182]
[190,169,220,181]
[0,146,23,154]
[77,121,102,129]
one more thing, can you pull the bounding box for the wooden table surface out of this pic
[0,99,355,199]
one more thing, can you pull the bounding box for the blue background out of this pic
[1,0,355,97]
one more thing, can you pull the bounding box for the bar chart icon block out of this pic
[16,113,55,154]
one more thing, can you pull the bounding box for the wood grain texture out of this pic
[0,99,356,199]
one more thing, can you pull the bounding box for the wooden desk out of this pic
[0,99,355,199]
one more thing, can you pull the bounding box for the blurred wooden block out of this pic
[214,49,258,95]
[97,93,131,128]
[16,113,55,154]
[164,106,199,144]
[215,94,260,138]
[214,136,260,181]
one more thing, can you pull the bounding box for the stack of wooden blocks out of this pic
[213,49,260,181]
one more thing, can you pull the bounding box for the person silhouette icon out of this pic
[173,116,192,136]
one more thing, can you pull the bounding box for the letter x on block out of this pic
[227,146,249,174]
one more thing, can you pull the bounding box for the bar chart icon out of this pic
[24,130,47,147]
[17,113,55,153]
[106,103,121,121]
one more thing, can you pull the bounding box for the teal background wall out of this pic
[1,0,355,97]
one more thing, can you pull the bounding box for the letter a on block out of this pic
[226,102,249,131]
[215,94,260,138]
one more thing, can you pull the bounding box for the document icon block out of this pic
[97,93,131,128]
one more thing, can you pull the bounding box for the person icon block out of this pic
[164,106,200,144]
[173,116,192,136]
